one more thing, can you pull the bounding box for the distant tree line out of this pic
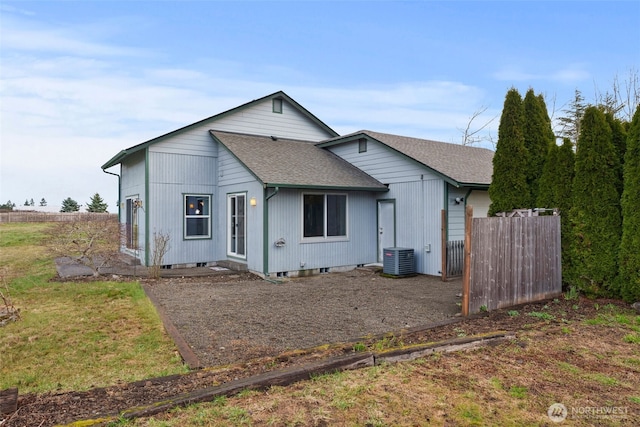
[489,82,639,302]
[0,193,109,213]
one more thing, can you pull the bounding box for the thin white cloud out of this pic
[550,65,591,83]
[0,13,146,57]
[0,3,35,16]
[493,63,591,85]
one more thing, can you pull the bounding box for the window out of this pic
[125,196,139,250]
[184,195,211,238]
[272,98,283,113]
[358,138,367,153]
[303,194,347,239]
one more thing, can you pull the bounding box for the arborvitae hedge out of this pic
[523,90,554,206]
[618,105,640,302]
[489,88,530,216]
[536,143,559,209]
[568,107,621,296]
[605,112,626,197]
[536,138,575,282]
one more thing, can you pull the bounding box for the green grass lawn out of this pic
[0,222,188,393]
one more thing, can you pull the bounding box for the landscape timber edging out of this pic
[62,331,514,426]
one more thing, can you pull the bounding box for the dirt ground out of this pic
[5,268,638,426]
[144,268,462,367]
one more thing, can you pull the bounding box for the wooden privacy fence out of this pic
[461,206,562,315]
[0,212,117,223]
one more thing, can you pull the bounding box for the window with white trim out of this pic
[184,194,211,238]
[303,193,347,239]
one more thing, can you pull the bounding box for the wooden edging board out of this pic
[141,284,203,369]
[59,331,514,426]
[0,387,18,416]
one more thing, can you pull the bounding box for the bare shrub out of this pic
[149,230,171,280]
[0,267,20,326]
[47,215,120,276]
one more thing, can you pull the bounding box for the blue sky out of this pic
[1,1,638,212]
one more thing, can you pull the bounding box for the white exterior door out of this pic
[227,193,246,258]
[377,200,395,262]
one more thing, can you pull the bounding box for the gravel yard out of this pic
[143,268,462,367]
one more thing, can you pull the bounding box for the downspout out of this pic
[102,169,121,221]
[262,186,279,278]
[144,148,150,267]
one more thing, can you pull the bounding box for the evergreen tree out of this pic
[568,107,621,296]
[86,193,108,213]
[537,138,575,282]
[557,89,586,146]
[618,105,640,302]
[39,198,47,207]
[24,199,29,206]
[30,198,35,206]
[60,197,80,212]
[0,200,15,210]
[489,88,530,216]
[523,89,554,206]
[536,143,559,209]
[604,112,627,196]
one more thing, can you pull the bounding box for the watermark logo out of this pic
[547,403,568,423]
[547,403,630,422]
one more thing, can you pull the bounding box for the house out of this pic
[102,91,493,278]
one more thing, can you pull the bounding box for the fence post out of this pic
[461,205,473,316]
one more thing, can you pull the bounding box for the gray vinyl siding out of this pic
[447,186,467,242]
[327,139,439,183]
[218,145,255,186]
[216,181,264,273]
[380,179,444,276]
[267,188,377,273]
[148,151,218,266]
[120,150,146,260]
[327,139,446,275]
[150,125,219,157]
[211,99,333,141]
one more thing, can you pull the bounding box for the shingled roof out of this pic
[320,130,494,187]
[210,130,388,191]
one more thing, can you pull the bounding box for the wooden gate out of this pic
[446,240,464,277]
[461,206,562,315]
[441,209,464,281]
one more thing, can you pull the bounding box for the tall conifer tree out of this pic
[86,193,109,213]
[558,89,587,146]
[537,138,575,281]
[536,143,559,209]
[604,112,627,196]
[618,105,640,301]
[523,90,554,206]
[489,88,530,216]
[568,107,621,296]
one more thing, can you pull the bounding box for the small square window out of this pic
[358,138,367,153]
[273,98,283,114]
[184,194,211,239]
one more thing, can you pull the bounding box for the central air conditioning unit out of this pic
[383,247,415,276]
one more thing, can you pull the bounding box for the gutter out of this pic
[102,168,121,221]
